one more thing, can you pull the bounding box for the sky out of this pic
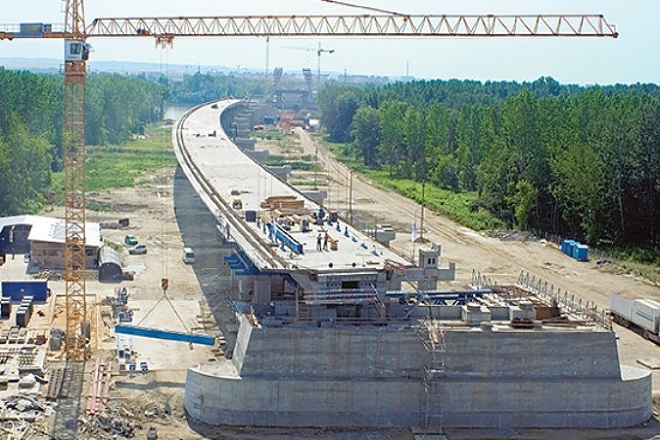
[0,0,658,85]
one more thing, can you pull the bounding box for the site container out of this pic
[611,292,660,337]
[15,307,30,328]
[634,299,660,335]
[611,292,636,321]
[1,280,50,302]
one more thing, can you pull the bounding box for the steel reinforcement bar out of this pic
[516,271,612,330]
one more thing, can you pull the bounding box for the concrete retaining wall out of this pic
[185,321,652,429]
[236,321,424,378]
[234,322,621,380]
[185,371,422,427]
[443,329,621,379]
[185,364,651,428]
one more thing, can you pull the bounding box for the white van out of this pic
[182,247,196,264]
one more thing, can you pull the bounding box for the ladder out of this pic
[297,301,310,322]
[419,320,446,429]
[372,295,387,320]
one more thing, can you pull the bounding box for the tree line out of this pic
[0,68,165,215]
[166,71,266,103]
[318,78,660,250]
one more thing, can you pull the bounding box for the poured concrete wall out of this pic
[444,328,621,379]
[186,370,423,427]
[185,320,652,429]
[236,320,424,378]
[186,361,650,429]
[440,369,651,428]
[234,321,621,380]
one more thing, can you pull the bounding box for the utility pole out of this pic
[420,181,426,242]
[349,170,353,223]
[313,141,318,189]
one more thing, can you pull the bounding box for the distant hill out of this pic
[0,57,396,84]
[0,57,236,76]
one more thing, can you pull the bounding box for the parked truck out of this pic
[610,291,660,344]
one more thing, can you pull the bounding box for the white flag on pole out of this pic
[411,214,418,242]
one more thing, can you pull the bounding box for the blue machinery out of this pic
[115,325,215,346]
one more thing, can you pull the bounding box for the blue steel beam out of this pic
[115,325,215,346]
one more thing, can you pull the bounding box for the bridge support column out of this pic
[240,275,273,304]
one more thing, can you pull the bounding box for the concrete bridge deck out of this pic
[173,99,411,275]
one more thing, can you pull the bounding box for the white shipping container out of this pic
[610,292,637,321]
[633,299,660,335]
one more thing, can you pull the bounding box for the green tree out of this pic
[350,106,381,166]
[638,99,660,246]
[549,142,603,240]
[508,180,538,230]
[403,107,427,181]
[0,114,52,214]
[377,101,407,176]
[426,103,458,190]
[318,85,361,142]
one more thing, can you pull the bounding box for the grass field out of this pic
[51,125,176,208]
[324,142,503,231]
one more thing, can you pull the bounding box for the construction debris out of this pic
[0,395,55,438]
[486,230,538,242]
[79,395,172,439]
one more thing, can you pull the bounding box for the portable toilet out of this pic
[574,244,589,262]
[561,239,575,255]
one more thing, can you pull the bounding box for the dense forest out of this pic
[0,68,165,215]
[318,78,660,250]
[1,66,657,253]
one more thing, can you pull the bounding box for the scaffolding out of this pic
[419,320,446,429]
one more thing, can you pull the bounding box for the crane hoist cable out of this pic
[319,0,410,17]
[137,280,190,334]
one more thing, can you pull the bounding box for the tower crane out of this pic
[0,3,618,361]
[316,43,335,92]
[284,43,335,92]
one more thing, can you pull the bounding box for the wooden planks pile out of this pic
[260,195,305,212]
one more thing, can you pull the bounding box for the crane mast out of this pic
[0,3,618,362]
[63,0,89,360]
[316,43,334,92]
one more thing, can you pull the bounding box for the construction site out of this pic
[0,1,659,439]
[0,95,656,439]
